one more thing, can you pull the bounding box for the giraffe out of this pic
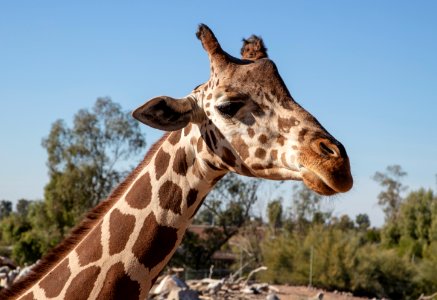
[2,24,352,300]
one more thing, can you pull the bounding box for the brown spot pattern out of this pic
[173,148,189,176]
[281,152,289,168]
[197,137,203,152]
[255,148,266,159]
[168,130,182,145]
[278,116,298,133]
[247,127,255,138]
[126,172,152,209]
[95,262,140,300]
[159,181,183,214]
[187,188,199,207]
[232,136,249,160]
[64,266,100,300]
[155,149,170,180]
[260,162,274,169]
[271,149,278,160]
[277,135,285,146]
[298,128,308,143]
[251,163,264,170]
[132,213,178,269]
[222,147,236,167]
[39,258,71,298]
[76,222,103,266]
[21,292,35,300]
[207,93,212,100]
[183,123,192,136]
[109,209,136,255]
[258,134,268,144]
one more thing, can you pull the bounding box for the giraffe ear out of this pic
[132,96,195,131]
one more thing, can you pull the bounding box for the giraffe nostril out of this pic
[320,142,335,156]
[315,140,340,158]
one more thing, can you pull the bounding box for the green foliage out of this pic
[352,245,417,299]
[260,176,437,299]
[0,200,12,220]
[290,184,332,233]
[42,98,145,234]
[261,224,421,299]
[382,188,437,255]
[355,213,370,231]
[416,241,437,293]
[267,199,283,232]
[261,233,298,283]
[0,98,145,264]
[16,199,32,218]
[171,173,261,270]
[373,164,407,221]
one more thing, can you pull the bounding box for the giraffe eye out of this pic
[216,101,245,118]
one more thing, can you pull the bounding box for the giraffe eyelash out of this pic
[216,101,245,118]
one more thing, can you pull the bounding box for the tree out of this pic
[382,188,436,258]
[42,97,146,236]
[0,200,12,220]
[373,165,407,221]
[267,199,283,233]
[16,199,32,218]
[334,215,355,231]
[1,98,147,264]
[171,173,261,270]
[355,213,370,231]
[290,183,331,233]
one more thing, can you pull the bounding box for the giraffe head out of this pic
[133,24,352,196]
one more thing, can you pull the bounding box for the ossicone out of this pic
[241,35,268,60]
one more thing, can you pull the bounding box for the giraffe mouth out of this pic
[298,165,339,196]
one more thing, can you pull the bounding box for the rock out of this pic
[206,279,223,294]
[266,293,280,300]
[167,288,199,300]
[0,256,16,269]
[312,292,324,300]
[152,275,189,295]
[15,263,36,282]
[252,283,269,293]
[242,286,259,294]
[0,266,11,275]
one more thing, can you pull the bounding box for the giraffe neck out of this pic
[11,126,226,300]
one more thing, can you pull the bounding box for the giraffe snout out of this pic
[298,136,353,195]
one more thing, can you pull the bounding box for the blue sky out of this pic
[1,1,436,226]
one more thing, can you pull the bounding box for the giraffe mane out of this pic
[0,132,171,300]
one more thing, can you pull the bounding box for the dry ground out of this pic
[272,285,369,300]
